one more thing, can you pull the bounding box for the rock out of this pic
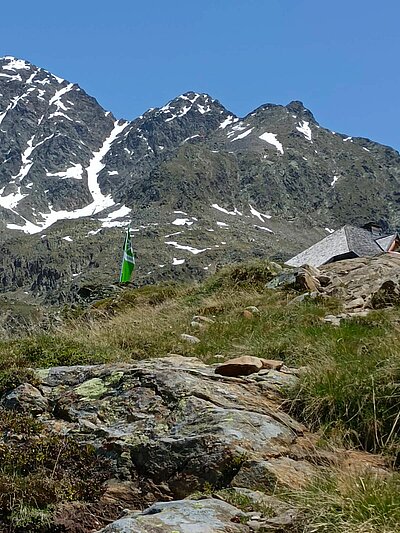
[344,297,365,310]
[371,280,400,308]
[288,291,319,305]
[266,271,297,290]
[259,359,284,371]
[191,320,206,330]
[5,356,374,527]
[295,272,321,292]
[101,479,142,507]
[255,370,298,391]
[243,309,254,319]
[347,310,370,318]
[219,487,291,516]
[192,315,215,324]
[97,498,248,532]
[181,333,201,344]
[266,268,320,293]
[215,356,263,377]
[245,306,260,314]
[259,509,302,531]
[316,274,332,287]
[323,314,342,326]
[74,377,108,399]
[3,383,49,414]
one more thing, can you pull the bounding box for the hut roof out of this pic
[286,225,397,268]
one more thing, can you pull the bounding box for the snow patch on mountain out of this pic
[47,163,83,180]
[1,57,31,71]
[296,121,312,142]
[99,205,131,228]
[211,204,242,215]
[165,241,210,254]
[172,218,193,226]
[226,122,247,138]
[330,175,339,187]
[231,128,253,142]
[249,204,271,222]
[6,121,129,234]
[259,132,284,154]
[219,115,238,129]
[254,225,274,233]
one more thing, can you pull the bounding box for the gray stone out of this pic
[97,498,248,532]
[3,383,49,414]
[181,333,201,344]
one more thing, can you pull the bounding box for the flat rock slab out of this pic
[97,498,248,532]
[215,356,263,377]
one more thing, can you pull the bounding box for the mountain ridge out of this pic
[1,55,400,303]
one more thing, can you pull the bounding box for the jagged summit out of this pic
[0,55,67,85]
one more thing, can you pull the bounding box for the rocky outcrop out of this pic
[1,355,386,531]
[268,255,400,322]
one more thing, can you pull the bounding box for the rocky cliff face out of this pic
[1,55,400,303]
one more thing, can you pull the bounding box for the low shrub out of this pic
[0,408,111,531]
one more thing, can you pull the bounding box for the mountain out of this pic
[1,55,400,304]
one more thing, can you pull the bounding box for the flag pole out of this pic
[119,226,128,283]
[119,223,135,283]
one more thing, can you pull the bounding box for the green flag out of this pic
[119,226,135,283]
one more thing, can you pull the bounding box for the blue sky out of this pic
[1,0,399,149]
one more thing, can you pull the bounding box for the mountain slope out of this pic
[0,55,399,302]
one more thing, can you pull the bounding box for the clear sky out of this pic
[1,0,399,150]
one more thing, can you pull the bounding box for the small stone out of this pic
[4,383,49,415]
[245,306,260,314]
[190,321,205,330]
[323,314,341,326]
[192,315,215,324]
[316,274,332,286]
[247,520,262,530]
[345,297,365,310]
[296,271,321,292]
[243,310,254,319]
[260,359,284,371]
[180,333,200,344]
[215,356,263,377]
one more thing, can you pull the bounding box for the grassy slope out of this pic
[0,259,399,532]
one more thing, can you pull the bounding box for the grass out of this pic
[0,260,399,461]
[282,470,400,533]
[0,258,400,528]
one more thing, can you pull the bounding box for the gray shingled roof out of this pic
[286,225,396,268]
[376,234,395,252]
[344,226,382,257]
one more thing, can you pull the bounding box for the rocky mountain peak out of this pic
[285,100,316,123]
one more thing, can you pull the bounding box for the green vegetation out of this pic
[0,260,399,461]
[0,408,110,531]
[283,470,400,533]
[0,259,400,530]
